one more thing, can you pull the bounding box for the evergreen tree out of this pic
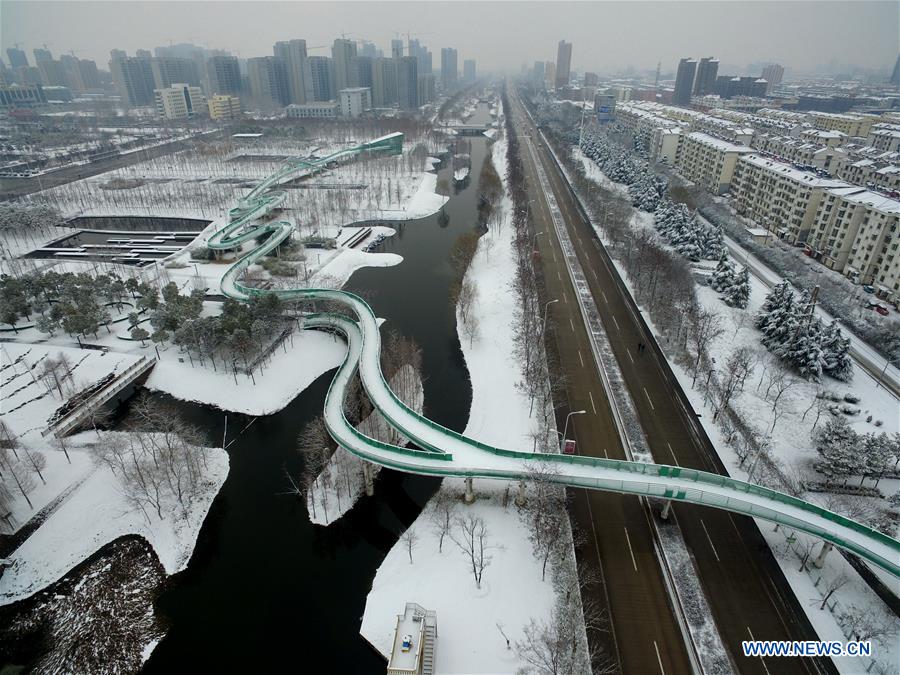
[756,281,793,330]
[710,251,734,292]
[759,284,798,357]
[724,266,750,309]
[862,433,892,486]
[821,320,853,382]
[813,416,860,482]
[786,317,825,381]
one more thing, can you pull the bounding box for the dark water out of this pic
[143,104,494,672]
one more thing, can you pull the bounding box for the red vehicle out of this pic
[563,439,577,455]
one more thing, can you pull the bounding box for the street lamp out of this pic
[542,298,558,334]
[560,409,586,453]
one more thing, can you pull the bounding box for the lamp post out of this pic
[560,409,586,453]
[542,298,558,335]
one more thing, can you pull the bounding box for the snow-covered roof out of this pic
[686,132,752,153]
[826,186,900,215]
[740,154,850,188]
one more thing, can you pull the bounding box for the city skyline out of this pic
[3,1,897,76]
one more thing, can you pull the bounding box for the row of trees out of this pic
[813,417,900,487]
[757,281,853,382]
[653,199,725,262]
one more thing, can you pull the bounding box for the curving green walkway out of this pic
[208,133,900,578]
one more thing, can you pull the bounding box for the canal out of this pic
[143,103,495,672]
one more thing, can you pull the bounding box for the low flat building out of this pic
[339,87,371,117]
[674,132,752,194]
[285,101,340,119]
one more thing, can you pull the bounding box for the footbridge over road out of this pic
[208,132,900,578]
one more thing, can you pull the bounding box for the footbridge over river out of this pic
[206,132,900,578]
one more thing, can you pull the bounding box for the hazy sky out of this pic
[2,1,897,75]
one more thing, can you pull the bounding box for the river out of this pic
[142,103,494,672]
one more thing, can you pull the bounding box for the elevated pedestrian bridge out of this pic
[208,133,900,578]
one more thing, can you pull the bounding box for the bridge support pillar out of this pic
[464,477,475,504]
[515,481,527,507]
[814,541,833,569]
[363,462,375,497]
[660,500,672,520]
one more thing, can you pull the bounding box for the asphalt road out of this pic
[509,90,835,675]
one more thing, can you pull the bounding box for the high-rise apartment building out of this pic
[33,48,53,63]
[391,39,404,60]
[151,57,200,90]
[693,57,719,95]
[463,59,476,83]
[109,51,155,107]
[354,56,374,91]
[332,39,358,92]
[397,56,418,109]
[441,47,458,89]
[533,61,545,86]
[761,63,785,93]
[555,40,572,88]
[673,58,697,106]
[408,39,432,77]
[274,39,310,105]
[418,73,436,104]
[207,55,242,96]
[6,48,28,68]
[371,57,397,107]
[307,56,335,102]
[247,56,289,109]
[545,62,556,89]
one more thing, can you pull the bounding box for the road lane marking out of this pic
[578,349,584,367]
[611,316,620,331]
[601,291,608,304]
[569,318,575,332]
[623,527,638,571]
[643,387,655,410]
[592,268,599,280]
[653,641,666,675]
[701,519,720,562]
[603,447,608,458]
[557,270,562,281]
[746,627,771,675]
[627,350,634,364]
[666,441,680,467]
[589,390,597,414]
[562,291,568,304]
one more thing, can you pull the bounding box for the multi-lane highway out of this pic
[509,89,834,675]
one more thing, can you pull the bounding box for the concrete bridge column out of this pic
[515,481,527,507]
[660,500,672,520]
[814,541,833,569]
[464,477,475,504]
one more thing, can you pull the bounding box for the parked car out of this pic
[874,304,889,316]
[862,284,876,294]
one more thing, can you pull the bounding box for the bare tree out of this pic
[713,346,754,421]
[690,308,724,386]
[451,514,493,588]
[839,604,898,647]
[818,570,850,610]
[764,366,799,432]
[401,527,419,564]
[520,462,568,581]
[429,489,457,553]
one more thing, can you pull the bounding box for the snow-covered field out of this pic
[0,432,228,605]
[361,134,581,673]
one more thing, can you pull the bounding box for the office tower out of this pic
[441,47,458,89]
[545,62,556,89]
[371,56,397,107]
[533,61,545,84]
[307,56,335,101]
[391,39,404,60]
[151,57,200,89]
[207,55,242,95]
[397,56,418,109]
[463,59,476,83]
[332,38,358,92]
[247,56,289,109]
[6,47,28,68]
[673,57,697,105]
[109,50,155,107]
[33,47,53,63]
[555,40,572,88]
[408,39,432,76]
[154,83,204,119]
[274,39,310,104]
[583,71,599,86]
[761,63,785,92]
[693,57,719,95]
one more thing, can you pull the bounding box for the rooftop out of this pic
[827,186,900,215]
[740,154,850,188]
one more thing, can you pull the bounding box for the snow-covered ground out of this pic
[361,133,582,673]
[574,146,900,674]
[0,432,228,605]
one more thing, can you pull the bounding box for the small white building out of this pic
[387,603,437,675]
[339,87,372,118]
[285,102,340,119]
